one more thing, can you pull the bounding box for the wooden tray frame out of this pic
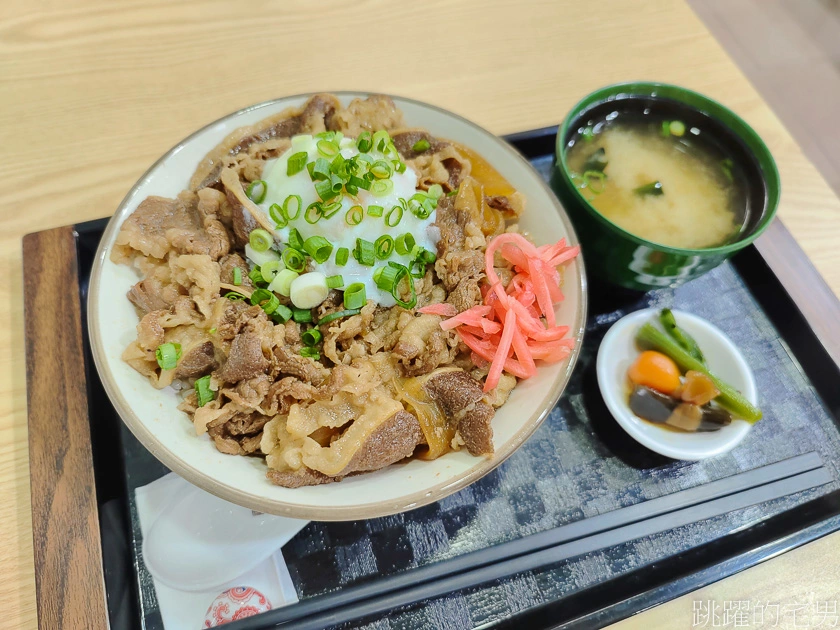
[21,168,840,630]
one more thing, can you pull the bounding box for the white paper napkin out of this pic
[135,473,308,629]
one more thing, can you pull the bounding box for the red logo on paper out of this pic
[203,587,271,628]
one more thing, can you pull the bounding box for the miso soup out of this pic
[565,103,755,249]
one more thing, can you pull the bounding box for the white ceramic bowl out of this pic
[88,92,587,520]
[597,308,756,460]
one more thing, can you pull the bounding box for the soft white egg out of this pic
[256,135,439,307]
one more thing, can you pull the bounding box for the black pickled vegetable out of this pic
[659,308,705,364]
[582,147,608,172]
[634,181,663,196]
[629,386,732,433]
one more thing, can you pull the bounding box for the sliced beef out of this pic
[226,412,271,436]
[174,340,217,379]
[216,332,269,383]
[433,195,470,258]
[223,373,272,409]
[219,253,253,289]
[392,130,448,160]
[340,410,422,475]
[113,191,230,261]
[261,376,317,416]
[272,346,327,385]
[267,467,335,488]
[446,279,483,313]
[423,370,495,456]
[128,278,173,313]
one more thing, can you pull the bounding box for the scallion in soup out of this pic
[566,111,750,249]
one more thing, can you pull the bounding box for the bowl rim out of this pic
[596,308,756,461]
[555,81,781,256]
[87,91,589,520]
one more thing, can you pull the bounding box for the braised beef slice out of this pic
[273,346,325,385]
[128,278,172,313]
[216,332,269,383]
[433,196,471,257]
[423,370,494,456]
[341,410,422,475]
[392,130,448,160]
[267,467,336,488]
[219,253,253,289]
[175,341,217,379]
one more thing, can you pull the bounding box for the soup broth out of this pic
[565,107,752,249]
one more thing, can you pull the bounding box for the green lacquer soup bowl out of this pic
[551,82,780,291]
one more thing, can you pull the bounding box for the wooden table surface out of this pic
[2,1,840,627]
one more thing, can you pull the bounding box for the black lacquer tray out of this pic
[24,127,840,630]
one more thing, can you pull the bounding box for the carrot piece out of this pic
[440,305,493,331]
[547,245,581,267]
[627,350,681,395]
[511,326,537,377]
[418,303,457,317]
[528,257,556,327]
[484,308,517,392]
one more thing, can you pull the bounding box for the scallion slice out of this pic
[249,229,273,252]
[271,304,293,324]
[269,203,288,228]
[409,259,426,278]
[302,328,323,347]
[246,180,267,204]
[315,179,337,202]
[370,160,392,179]
[367,205,384,217]
[395,233,415,255]
[385,204,403,227]
[669,120,686,137]
[248,266,265,286]
[194,375,214,407]
[388,263,417,309]
[317,308,360,325]
[312,158,332,181]
[287,152,308,176]
[348,175,370,191]
[225,291,248,301]
[356,131,372,153]
[260,260,283,283]
[321,200,342,218]
[303,236,333,263]
[427,184,443,199]
[317,139,340,158]
[394,161,407,174]
[374,234,394,260]
[232,267,242,286]
[288,228,304,251]
[250,288,280,315]
[300,347,320,360]
[372,130,391,153]
[412,138,431,152]
[326,274,344,289]
[582,170,607,194]
[304,202,323,224]
[292,307,313,323]
[353,238,375,266]
[270,269,298,297]
[345,205,364,226]
[373,264,401,292]
[416,247,436,264]
[282,247,306,272]
[284,194,302,221]
[343,283,367,310]
[369,179,394,198]
[155,342,182,370]
[335,247,349,266]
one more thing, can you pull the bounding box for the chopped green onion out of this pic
[155,343,181,370]
[317,308,361,326]
[348,175,371,192]
[669,120,686,137]
[446,188,459,197]
[375,234,394,260]
[269,203,288,228]
[282,247,306,272]
[208,328,217,335]
[370,160,392,179]
[427,184,443,199]
[306,161,316,179]
[634,181,663,197]
[412,138,431,152]
[288,228,304,251]
[315,179,337,202]
[409,260,426,278]
[385,205,403,227]
[394,161,407,174]
[225,291,248,301]
[292,307,312,323]
[270,269,298,297]
[251,288,280,315]
[582,170,607,194]
[329,173,344,194]
[582,127,595,142]
[326,274,344,289]
[720,158,734,183]
[287,152,308,176]
[271,304,292,324]
[373,264,401,292]
[353,238,375,266]
[356,131,372,153]
[377,262,416,309]
[300,347,320,360]
[284,194,302,221]
[232,267,242,286]
[194,375,214,407]
[312,158,332,181]
[330,153,347,176]
[345,205,364,226]
[248,266,264,286]
[246,180,267,204]
[304,202,323,224]
[372,130,391,153]
[343,283,367,310]
[316,139,340,158]
[302,328,323,347]
[249,229,273,252]
[395,233,415,255]
[582,147,608,173]
[367,205,384,217]
[661,121,671,137]
[416,247,436,264]
[408,197,432,219]
[369,179,394,198]
[260,260,283,283]
[304,236,333,263]
[321,200,342,218]
[335,247,349,266]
